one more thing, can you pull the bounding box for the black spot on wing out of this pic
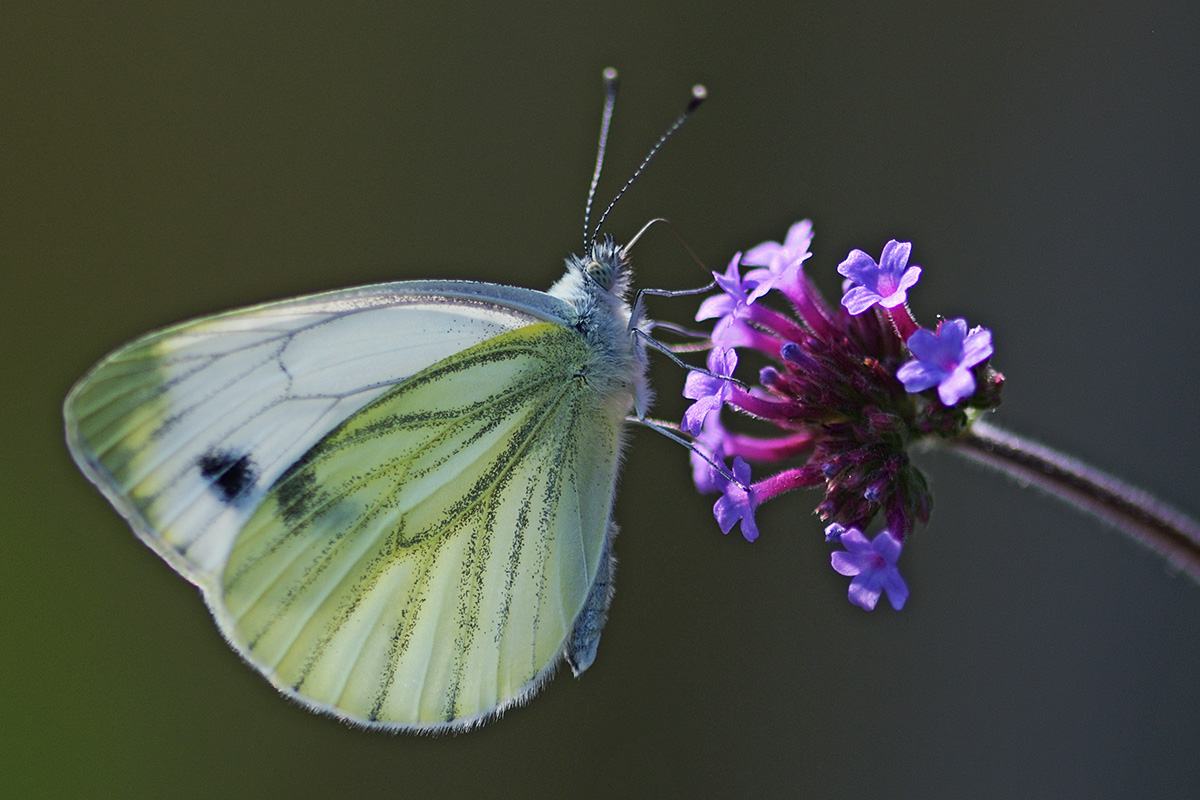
[275,467,320,527]
[198,449,258,503]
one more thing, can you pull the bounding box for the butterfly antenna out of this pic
[583,68,620,257]
[590,82,707,254]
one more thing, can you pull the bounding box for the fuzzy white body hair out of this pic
[547,236,654,419]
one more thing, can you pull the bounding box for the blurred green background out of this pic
[4,2,1198,798]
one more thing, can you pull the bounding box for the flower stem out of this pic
[886,303,919,342]
[943,419,1200,583]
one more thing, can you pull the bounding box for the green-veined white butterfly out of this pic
[64,71,705,732]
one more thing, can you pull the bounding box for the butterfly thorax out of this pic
[547,236,652,418]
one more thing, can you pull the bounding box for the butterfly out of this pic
[63,71,705,732]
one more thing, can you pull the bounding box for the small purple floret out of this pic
[713,456,759,542]
[696,252,756,321]
[896,318,993,406]
[682,346,738,436]
[742,220,814,303]
[830,528,909,610]
[837,240,922,315]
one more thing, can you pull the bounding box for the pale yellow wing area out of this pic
[212,322,624,730]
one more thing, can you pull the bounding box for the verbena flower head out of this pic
[683,222,1004,609]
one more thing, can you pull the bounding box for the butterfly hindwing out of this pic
[216,322,623,729]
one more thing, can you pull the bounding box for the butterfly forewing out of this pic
[64,282,576,584]
[216,322,623,728]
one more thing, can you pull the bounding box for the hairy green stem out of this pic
[944,420,1200,583]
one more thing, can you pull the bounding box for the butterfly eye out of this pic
[586,260,614,288]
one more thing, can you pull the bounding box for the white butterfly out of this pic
[64,72,704,732]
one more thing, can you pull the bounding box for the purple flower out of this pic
[896,318,994,406]
[713,456,759,542]
[837,240,922,315]
[742,220,814,303]
[696,253,756,322]
[682,346,738,435]
[682,225,1002,609]
[830,528,909,610]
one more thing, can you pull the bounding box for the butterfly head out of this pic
[569,234,632,298]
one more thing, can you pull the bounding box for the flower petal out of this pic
[831,550,865,576]
[904,328,943,363]
[841,285,881,315]
[936,366,977,406]
[960,327,994,367]
[896,359,942,393]
[838,527,872,553]
[873,530,903,564]
[879,240,911,274]
[696,293,734,322]
[938,318,968,348]
[783,220,814,250]
[895,265,922,293]
[742,241,781,267]
[881,570,909,610]
[847,574,883,610]
[836,249,879,285]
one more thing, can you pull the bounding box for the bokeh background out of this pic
[4,2,1198,798]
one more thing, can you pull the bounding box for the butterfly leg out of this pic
[565,521,618,676]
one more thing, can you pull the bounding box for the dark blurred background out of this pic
[3,2,1197,798]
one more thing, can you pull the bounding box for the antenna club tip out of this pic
[692,84,708,100]
[602,67,618,82]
